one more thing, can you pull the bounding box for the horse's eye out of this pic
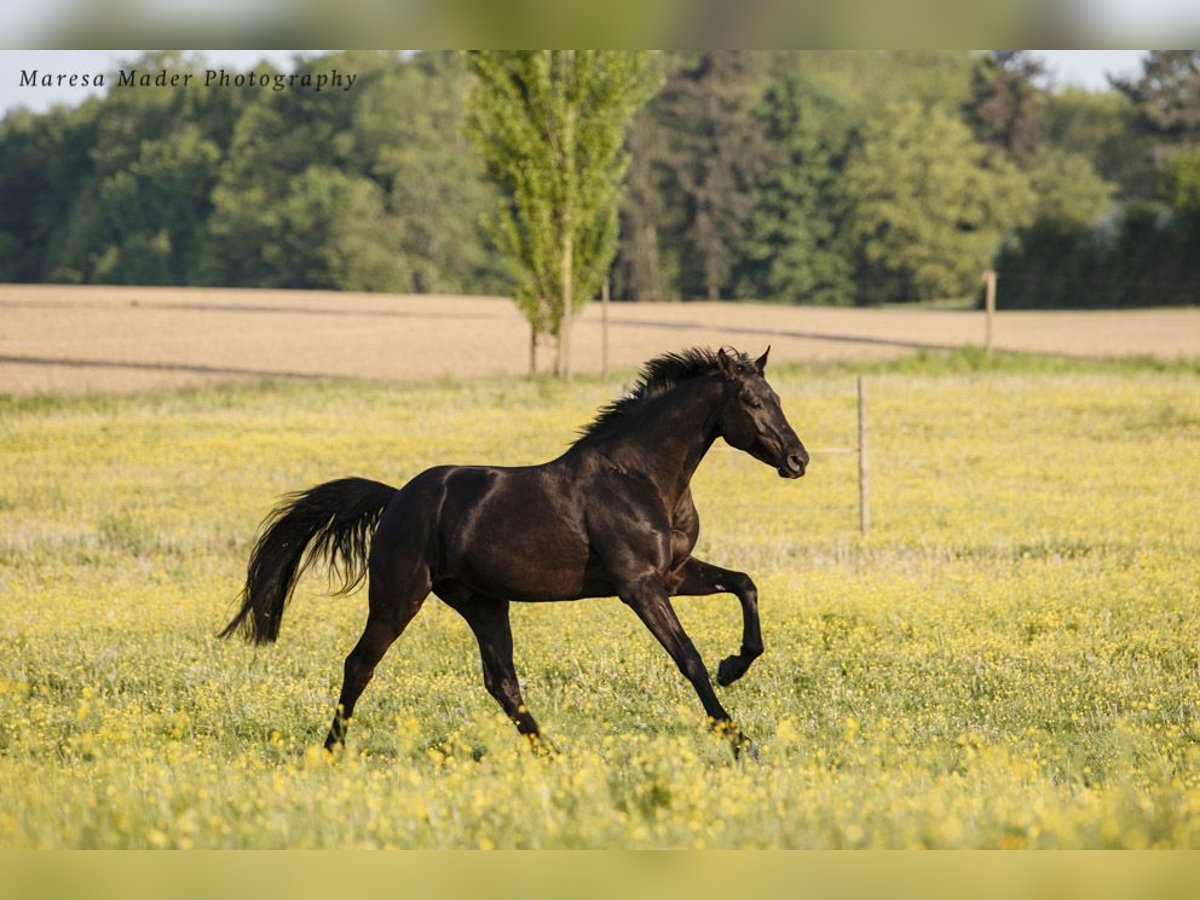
[746,397,763,410]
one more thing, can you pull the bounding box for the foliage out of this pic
[991,52,1200,308]
[648,52,771,301]
[200,51,502,294]
[1024,149,1115,228]
[0,51,502,295]
[1043,88,1158,203]
[359,52,505,295]
[2,118,90,283]
[1169,148,1200,221]
[962,50,1047,168]
[466,51,661,377]
[838,101,1034,303]
[1111,51,1200,147]
[612,101,673,302]
[615,51,982,305]
[0,360,1197,848]
[995,198,1200,309]
[0,50,1193,308]
[735,72,854,305]
[788,51,976,117]
[1108,51,1200,213]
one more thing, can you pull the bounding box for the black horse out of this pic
[221,347,808,755]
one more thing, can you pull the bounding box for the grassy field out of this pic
[1,350,1198,848]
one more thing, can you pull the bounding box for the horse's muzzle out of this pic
[778,451,808,479]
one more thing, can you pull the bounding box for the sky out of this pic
[0,50,1150,118]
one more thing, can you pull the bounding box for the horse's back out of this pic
[377,461,593,601]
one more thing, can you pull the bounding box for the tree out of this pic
[1025,148,1114,228]
[839,101,1034,303]
[736,71,854,305]
[962,50,1048,168]
[39,52,234,285]
[1111,51,1200,146]
[0,103,99,281]
[1168,147,1200,247]
[787,51,976,120]
[1171,148,1200,215]
[1043,88,1158,203]
[614,102,673,301]
[651,51,770,299]
[466,51,661,377]
[88,124,221,284]
[273,166,395,289]
[1110,51,1200,203]
[197,52,385,288]
[351,51,504,295]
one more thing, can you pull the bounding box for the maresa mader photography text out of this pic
[18,66,359,94]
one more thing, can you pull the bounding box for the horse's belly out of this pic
[463,536,592,601]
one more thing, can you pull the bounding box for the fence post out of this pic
[983,268,997,356]
[601,277,610,378]
[857,376,870,535]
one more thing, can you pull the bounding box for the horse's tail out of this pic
[219,477,397,645]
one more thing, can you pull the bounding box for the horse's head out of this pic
[715,347,809,478]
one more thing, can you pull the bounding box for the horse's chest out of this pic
[669,495,700,563]
[670,519,698,564]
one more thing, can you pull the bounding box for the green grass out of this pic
[1,351,1198,847]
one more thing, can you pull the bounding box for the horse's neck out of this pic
[605,379,722,501]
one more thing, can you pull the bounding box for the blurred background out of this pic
[2,49,1198,311]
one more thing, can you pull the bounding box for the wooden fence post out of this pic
[983,268,997,356]
[601,278,610,378]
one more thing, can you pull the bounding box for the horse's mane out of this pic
[573,346,754,445]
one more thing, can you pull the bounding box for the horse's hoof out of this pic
[716,655,745,686]
[524,732,556,757]
[732,737,760,762]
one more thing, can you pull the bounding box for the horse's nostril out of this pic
[788,453,807,474]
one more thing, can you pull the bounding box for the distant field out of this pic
[2,284,1198,394]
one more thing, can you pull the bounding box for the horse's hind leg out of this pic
[324,563,430,751]
[439,593,542,744]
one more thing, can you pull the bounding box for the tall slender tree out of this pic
[466,51,660,377]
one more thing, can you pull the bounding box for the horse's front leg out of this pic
[616,570,756,759]
[669,557,761,687]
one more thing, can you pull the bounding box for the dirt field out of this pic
[2,284,1198,395]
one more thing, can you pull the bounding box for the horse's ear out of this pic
[754,346,770,375]
[717,348,738,380]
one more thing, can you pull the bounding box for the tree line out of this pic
[2,50,1198,308]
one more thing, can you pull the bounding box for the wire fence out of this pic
[714,376,871,535]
